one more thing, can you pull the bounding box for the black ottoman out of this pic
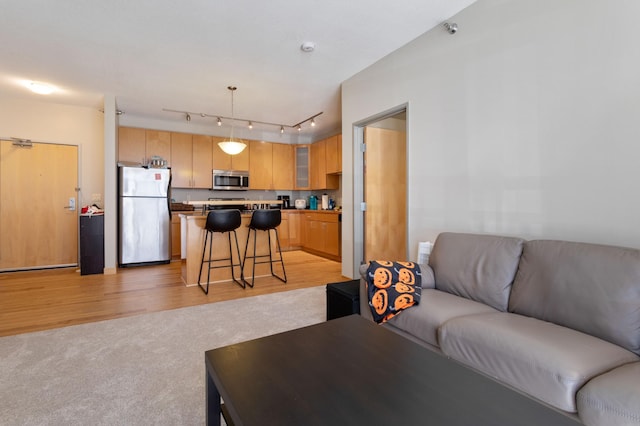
[326,280,361,320]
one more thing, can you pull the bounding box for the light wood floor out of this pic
[0,250,348,337]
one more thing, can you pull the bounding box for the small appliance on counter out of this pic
[277,195,291,209]
[294,198,307,210]
[309,195,318,210]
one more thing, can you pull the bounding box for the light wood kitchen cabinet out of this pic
[170,132,193,188]
[146,130,171,162]
[170,133,213,189]
[295,145,310,190]
[279,210,302,251]
[287,211,302,248]
[118,127,146,163]
[272,143,294,190]
[171,215,181,259]
[249,140,273,189]
[326,134,342,174]
[302,212,340,261]
[212,137,250,171]
[310,139,339,190]
[192,135,213,188]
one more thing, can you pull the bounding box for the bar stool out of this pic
[242,209,287,288]
[198,209,244,294]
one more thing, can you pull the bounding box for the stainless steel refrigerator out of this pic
[118,164,171,266]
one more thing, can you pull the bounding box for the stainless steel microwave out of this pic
[212,170,249,190]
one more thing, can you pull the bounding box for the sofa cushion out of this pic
[385,289,498,347]
[439,312,639,413]
[509,240,640,355]
[429,232,525,311]
[577,362,640,426]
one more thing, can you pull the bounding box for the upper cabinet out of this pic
[249,141,295,190]
[170,133,213,189]
[212,137,249,171]
[295,145,310,190]
[249,140,273,190]
[310,138,339,190]
[192,135,213,188]
[272,143,294,190]
[145,130,171,162]
[170,132,193,188]
[118,127,146,163]
[326,134,342,174]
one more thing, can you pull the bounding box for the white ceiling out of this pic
[0,0,475,139]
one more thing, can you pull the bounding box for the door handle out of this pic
[64,197,76,211]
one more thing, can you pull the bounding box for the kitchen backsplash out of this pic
[171,187,341,208]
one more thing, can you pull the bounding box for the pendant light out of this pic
[218,86,247,155]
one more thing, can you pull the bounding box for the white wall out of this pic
[0,97,104,206]
[342,0,640,277]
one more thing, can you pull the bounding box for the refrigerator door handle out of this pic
[167,172,172,220]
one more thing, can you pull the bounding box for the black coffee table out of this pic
[205,315,581,426]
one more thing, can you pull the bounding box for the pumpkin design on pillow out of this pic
[371,289,388,315]
[394,294,415,311]
[372,267,393,289]
[395,282,415,293]
[397,268,415,285]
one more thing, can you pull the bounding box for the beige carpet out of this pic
[0,286,327,425]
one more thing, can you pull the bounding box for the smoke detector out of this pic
[300,41,316,52]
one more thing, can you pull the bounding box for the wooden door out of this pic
[0,140,79,271]
[364,127,407,262]
[192,135,213,188]
[170,132,193,188]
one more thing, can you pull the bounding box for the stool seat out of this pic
[242,209,286,287]
[248,209,281,231]
[198,209,244,294]
[206,209,242,233]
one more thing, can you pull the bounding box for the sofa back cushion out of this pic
[429,232,525,311]
[509,240,640,355]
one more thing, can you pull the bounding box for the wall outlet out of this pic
[92,193,102,203]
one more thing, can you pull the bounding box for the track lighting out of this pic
[162,105,322,133]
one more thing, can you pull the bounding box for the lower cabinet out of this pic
[279,210,303,251]
[302,212,341,261]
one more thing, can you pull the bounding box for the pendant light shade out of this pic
[218,141,247,155]
[218,86,247,155]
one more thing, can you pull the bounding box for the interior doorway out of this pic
[0,140,79,271]
[355,108,407,266]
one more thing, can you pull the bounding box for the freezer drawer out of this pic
[119,197,171,265]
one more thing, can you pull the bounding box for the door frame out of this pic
[352,103,408,274]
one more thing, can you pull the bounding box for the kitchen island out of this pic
[180,203,282,287]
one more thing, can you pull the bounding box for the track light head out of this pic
[444,22,458,34]
[217,117,222,126]
[186,113,191,122]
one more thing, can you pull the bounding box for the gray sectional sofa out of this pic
[359,232,640,426]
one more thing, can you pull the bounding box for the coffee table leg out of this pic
[206,370,221,426]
